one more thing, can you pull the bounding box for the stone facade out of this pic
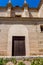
[0,0,43,57]
[0,24,43,56]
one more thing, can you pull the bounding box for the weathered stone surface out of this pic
[0,24,43,56]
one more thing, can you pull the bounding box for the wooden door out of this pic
[12,36,25,56]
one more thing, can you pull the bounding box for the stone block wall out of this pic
[0,24,43,56]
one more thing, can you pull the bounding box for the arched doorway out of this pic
[7,25,30,56]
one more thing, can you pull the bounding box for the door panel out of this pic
[12,36,25,56]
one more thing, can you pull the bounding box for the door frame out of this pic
[12,36,26,56]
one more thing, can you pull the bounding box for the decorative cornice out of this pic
[0,17,43,24]
[0,17,43,20]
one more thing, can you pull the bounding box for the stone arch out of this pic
[7,25,30,56]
